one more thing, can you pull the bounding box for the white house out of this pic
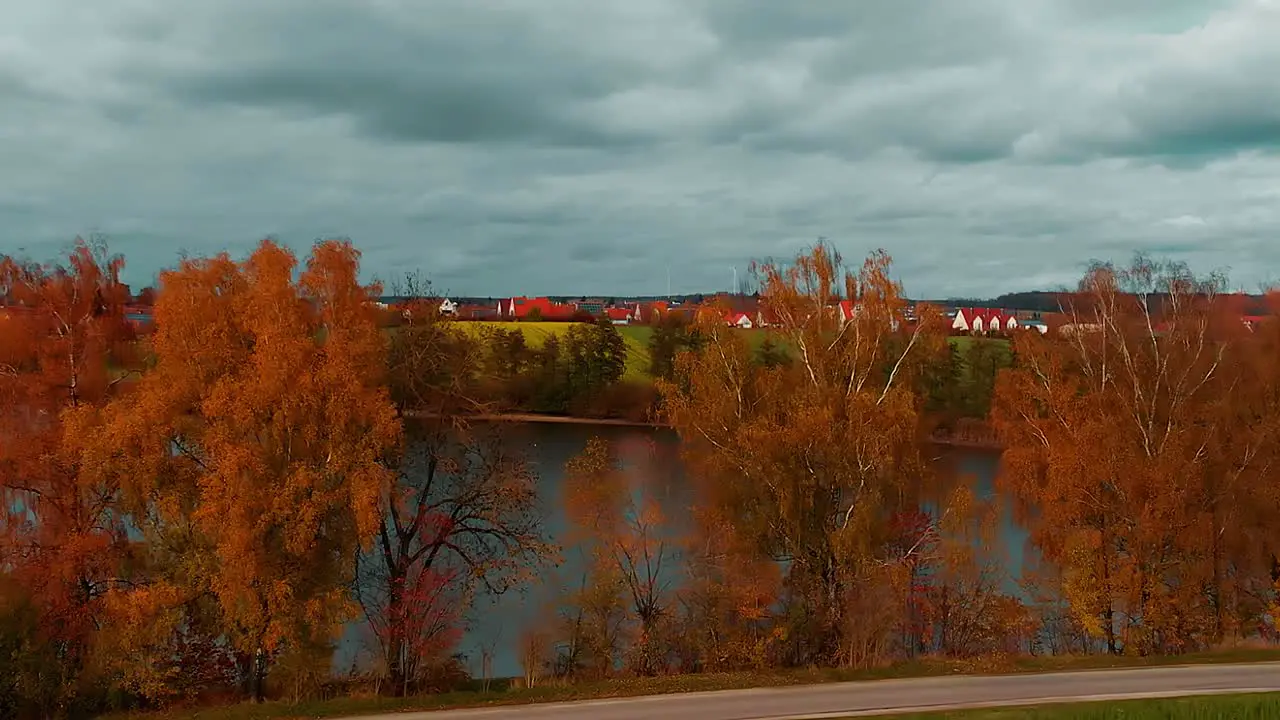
[439,298,458,315]
[1021,320,1049,334]
[725,311,754,329]
[952,307,1018,334]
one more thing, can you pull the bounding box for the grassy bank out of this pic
[886,692,1280,718]
[455,320,996,383]
[454,321,775,381]
[107,648,1280,720]
[456,321,658,381]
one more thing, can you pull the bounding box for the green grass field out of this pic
[456,321,999,384]
[886,692,1280,718]
[458,321,653,381]
[459,322,771,382]
[948,335,1010,351]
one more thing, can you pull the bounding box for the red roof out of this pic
[632,301,670,323]
[505,296,576,320]
[606,307,631,321]
[958,307,1017,330]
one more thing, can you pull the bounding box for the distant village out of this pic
[10,287,1271,339]
[379,293,1056,336]
[402,291,1274,337]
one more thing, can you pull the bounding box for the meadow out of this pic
[456,321,771,381]
[457,320,1002,383]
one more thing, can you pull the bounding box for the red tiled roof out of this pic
[632,300,670,323]
[605,307,631,321]
[504,296,577,320]
[958,307,1018,331]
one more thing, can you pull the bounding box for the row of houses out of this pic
[467,294,904,330]
[442,296,676,324]
[948,307,1048,335]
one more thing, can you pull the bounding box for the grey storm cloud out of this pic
[2,0,1280,299]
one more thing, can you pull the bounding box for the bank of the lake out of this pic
[114,651,1280,720]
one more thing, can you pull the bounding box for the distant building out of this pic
[952,307,1018,334]
[499,296,577,321]
[1021,319,1049,334]
[605,307,631,325]
[632,301,669,324]
[574,299,605,316]
[456,303,499,320]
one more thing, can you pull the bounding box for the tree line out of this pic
[3,239,1279,718]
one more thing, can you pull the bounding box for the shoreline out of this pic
[404,411,664,428]
[407,410,1005,447]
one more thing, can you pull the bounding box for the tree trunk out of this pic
[1101,522,1118,655]
[386,568,408,696]
[1212,508,1226,644]
[249,648,267,703]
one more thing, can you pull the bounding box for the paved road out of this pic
[349,663,1280,720]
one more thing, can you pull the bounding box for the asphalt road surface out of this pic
[349,662,1280,720]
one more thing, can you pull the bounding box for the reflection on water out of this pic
[337,423,1021,679]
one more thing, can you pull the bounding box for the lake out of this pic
[336,422,1024,679]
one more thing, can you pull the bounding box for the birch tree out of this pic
[659,244,943,664]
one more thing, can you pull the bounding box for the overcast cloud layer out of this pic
[3,0,1280,298]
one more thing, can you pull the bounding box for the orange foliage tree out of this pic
[674,501,783,672]
[993,254,1280,654]
[563,437,681,675]
[92,239,401,700]
[0,240,138,714]
[659,244,945,665]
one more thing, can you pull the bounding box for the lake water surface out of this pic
[338,422,1022,678]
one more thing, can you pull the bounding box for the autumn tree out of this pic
[0,240,137,716]
[753,336,789,369]
[913,488,1024,658]
[552,563,627,680]
[992,254,1272,654]
[659,244,944,665]
[93,239,401,701]
[1202,291,1280,641]
[673,503,783,672]
[564,437,681,675]
[359,307,551,695]
[356,428,549,694]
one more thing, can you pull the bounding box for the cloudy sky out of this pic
[3,1,1280,298]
